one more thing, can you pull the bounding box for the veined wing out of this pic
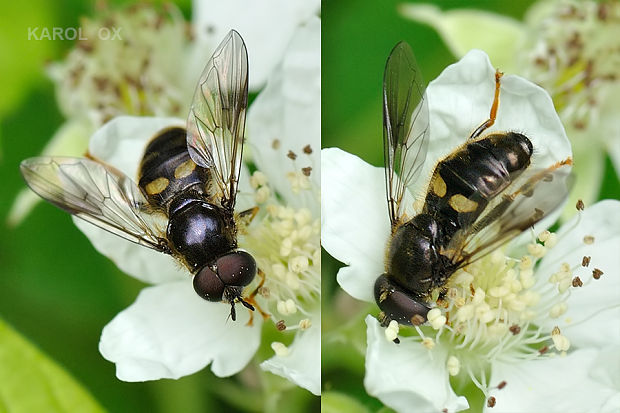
[443,160,573,269]
[186,29,249,211]
[383,41,430,228]
[20,157,169,252]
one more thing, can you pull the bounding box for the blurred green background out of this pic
[0,1,318,412]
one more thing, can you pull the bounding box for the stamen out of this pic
[427,308,447,329]
[576,199,585,211]
[271,342,290,357]
[582,256,591,267]
[255,186,270,203]
[277,299,297,315]
[551,326,570,352]
[241,164,320,336]
[422,337,435,350]
[385,320,399,342]
[446,356,460,376]
[250,171,268,188]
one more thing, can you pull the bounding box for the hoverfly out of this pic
[20,30,262,321]
[374,42,573,326]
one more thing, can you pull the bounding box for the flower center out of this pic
[49,4,192,126]
[241,168,320,337]
[520,0,620,134]
[389,208,606,403]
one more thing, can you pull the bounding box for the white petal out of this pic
[364,316,469,413]
[247,17,320,211]
[260,318,320,395]
[321,148,389,302]
[193,0,319,89]
[425,49,570,175]
[88,116,184,178]
[489,348,620,413]
[100,281,262,381]
[590,346,620,396]
[535,200,620,348]
[73,217,186,284]
[499,74,571,164]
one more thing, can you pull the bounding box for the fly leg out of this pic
[245,268,270,326]
[469,69,503,140]
[236,206,259,234]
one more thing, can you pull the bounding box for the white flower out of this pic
[48,5,193,127]
[10,0,320,226]
[193,0,320,90]
[73,17,320,395]
[400,0,620,214]
[322,50,620,412]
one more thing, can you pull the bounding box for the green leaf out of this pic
[0,318,105,413]
[399,4,525,72]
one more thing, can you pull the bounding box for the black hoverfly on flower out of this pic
[20,30,265,322]
[374,41,573,327]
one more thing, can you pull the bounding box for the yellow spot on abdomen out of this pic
[432,174,447,197]
[145,177,169,195]
[449,194,478,213]
[174,159,196,179]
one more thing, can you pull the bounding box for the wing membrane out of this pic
[445,164,573,268]
[20,157,168,251]
[186,29,248,211]
[383,41,430,227]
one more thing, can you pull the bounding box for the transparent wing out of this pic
[20,157,169,252]
[383,41,430,227]
[444,163,573,269]
[186,29,248,211]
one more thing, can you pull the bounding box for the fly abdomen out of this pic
[423,132,533,239]
[138,127,210,210]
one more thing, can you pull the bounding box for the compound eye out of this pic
[216,251,257,287]
[193,266,225,302]
[374,274,430,325]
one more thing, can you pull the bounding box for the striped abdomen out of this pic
[138,127,210,210]
[422,132,533,242]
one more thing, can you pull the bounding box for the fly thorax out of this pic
[386,214,440,295]
[167,200,235,271]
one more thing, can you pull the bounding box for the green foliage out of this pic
[0,319,105,413]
